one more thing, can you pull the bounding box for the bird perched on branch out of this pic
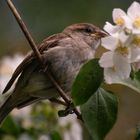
[0,23,106,124]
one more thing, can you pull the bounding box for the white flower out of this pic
[112,1,140,34]
[112,8,126,26]
[100,1,140,84]
[99,29,140,84]
[103,53,131,84]
[127,1,140,33]
[103,22,121,35]
[124,35,140,63]
[99,33,132,84]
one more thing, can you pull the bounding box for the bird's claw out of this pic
[58,102,75,117]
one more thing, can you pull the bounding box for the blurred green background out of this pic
[0,0,140,140]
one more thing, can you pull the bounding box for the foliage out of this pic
[72,59,118,139]
[0,102,65,140]
[81,88,118,140]
[72,59,103,105]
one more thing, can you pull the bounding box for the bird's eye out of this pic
[85,27,94,33]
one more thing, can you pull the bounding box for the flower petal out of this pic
[119,31,129,44]
[127,1,140,19]
[113,52,131,79]
[101,36,118,51]
[112,8,126,25]
[99,51,114,68]
[133,61,140,71]
[132,28,140,34]
[129,47,140,62]
[104,52,131,84]
[103,22,121,35]
[104,68,124,84]
[123,15,133,30]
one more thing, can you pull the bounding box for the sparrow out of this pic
[0,23,106,124]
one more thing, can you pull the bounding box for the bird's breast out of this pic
[43,45,94,92]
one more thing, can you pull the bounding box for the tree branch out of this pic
[6,0,42,64]
[6,0,82,121]
[49,98,67,106]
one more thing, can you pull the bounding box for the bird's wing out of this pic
[2,33,68,94]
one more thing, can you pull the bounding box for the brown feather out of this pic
[2,33,67,94]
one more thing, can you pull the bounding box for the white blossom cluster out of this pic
[99,1,140,84]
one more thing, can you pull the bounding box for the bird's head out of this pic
[63,23,108,49]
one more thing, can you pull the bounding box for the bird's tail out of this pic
[0,96,14,125]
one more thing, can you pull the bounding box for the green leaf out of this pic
[81,88,118,140]
[50,131,63,140]
[117,70,140,93]
[71,59,103,105]
[0,116,21,136]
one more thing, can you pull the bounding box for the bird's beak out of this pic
[92,30,108,38]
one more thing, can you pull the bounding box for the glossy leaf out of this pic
[72,59,103,105]
[81,88,118,140]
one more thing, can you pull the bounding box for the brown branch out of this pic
[6,0,82,121]
[6,0,42,64]
[49,98,67,106]
[46,71,71,104]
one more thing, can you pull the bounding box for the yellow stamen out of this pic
[115,17,125,26]
[133,36,140,47]
[116,46,128,56]
[133,17,140,28]
[111,66,116,72]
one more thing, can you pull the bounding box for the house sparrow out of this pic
[0,23,106,124]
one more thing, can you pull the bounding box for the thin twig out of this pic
[6,0,82,121]
[6,0,42,64]
[46,71,71,104]
[49,98,67,106]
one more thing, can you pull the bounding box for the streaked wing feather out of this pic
[2,54,33,94]
[2,33,67,94]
